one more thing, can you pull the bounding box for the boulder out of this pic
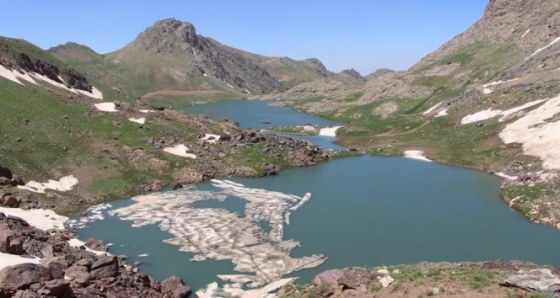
[0,263,51,291]
[337,267,380,289]
[2,195,21,208]
[41,258,67,279]
[18,193,39,210]
[176,168,204,185]
[0,166,12,180]
[84,239,107,252]
[313,269,345,286]
[64,265,90,285]
[379,275,395,288]
[40,279,70,297]
[12,290,41,298]
[502,268,560,292]
[161,276,191,298]
[8,237,24,255]
[312,267,382,290]
[6,216,30,231]
[0,222,14,253]
[10,175,24,187]
[89,255,119,279]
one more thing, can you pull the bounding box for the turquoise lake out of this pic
[76,100,560,294]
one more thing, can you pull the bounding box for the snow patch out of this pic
[319,126,343,137]
[163,144,197,159]
[403,150,432,162]
[77,86,103,99]
[521,29,531,38]
[17,175,79,194]
[435,108,449,118]
[67,238,108,255]
[461,109,502,124]
[482,78,520,94]
[200,134,221,144]
[495,172,518,181]
[94,102,118,112]
[525,36,560,60]
[0,64,37,85]
[461,99,546,124]
[0,64,103,98]
[0,206,68,230]
[423,103,441,115]
[128,117,146,124]
[500,94,560,170]
[0,253,40,270]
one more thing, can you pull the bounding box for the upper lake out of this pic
[75,99,560,294]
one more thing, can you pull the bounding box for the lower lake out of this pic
[75,100,560,295]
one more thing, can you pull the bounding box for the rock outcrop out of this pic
[0,41,92,93]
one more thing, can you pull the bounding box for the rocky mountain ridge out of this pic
[413,0,560,71]
[49,18,364,102]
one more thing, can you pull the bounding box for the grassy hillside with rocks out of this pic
[0,36,335,215]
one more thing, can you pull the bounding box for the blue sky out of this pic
[0,1,488,75]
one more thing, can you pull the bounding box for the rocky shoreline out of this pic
[0,121,335,297]
[0,166,191,297]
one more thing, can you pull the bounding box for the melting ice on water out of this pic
[76,180,326,296]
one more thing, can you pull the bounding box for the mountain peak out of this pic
[150,18,198,43]
[130,18,201,52]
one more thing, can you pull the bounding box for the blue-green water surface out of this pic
[77,100,560,293]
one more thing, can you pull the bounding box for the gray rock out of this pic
[0,222,14,253]
[0,166,12,180]
[312,269,345,286]
[2,195,21,208]
[502,268,560,292]
[84,238,107,251]
[64,265,90,285]
[41,279,70,297]
[161,276,191,298]
[89,255,119,279]
[0,263,51,291]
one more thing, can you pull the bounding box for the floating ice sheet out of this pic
[107,180,325,290]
